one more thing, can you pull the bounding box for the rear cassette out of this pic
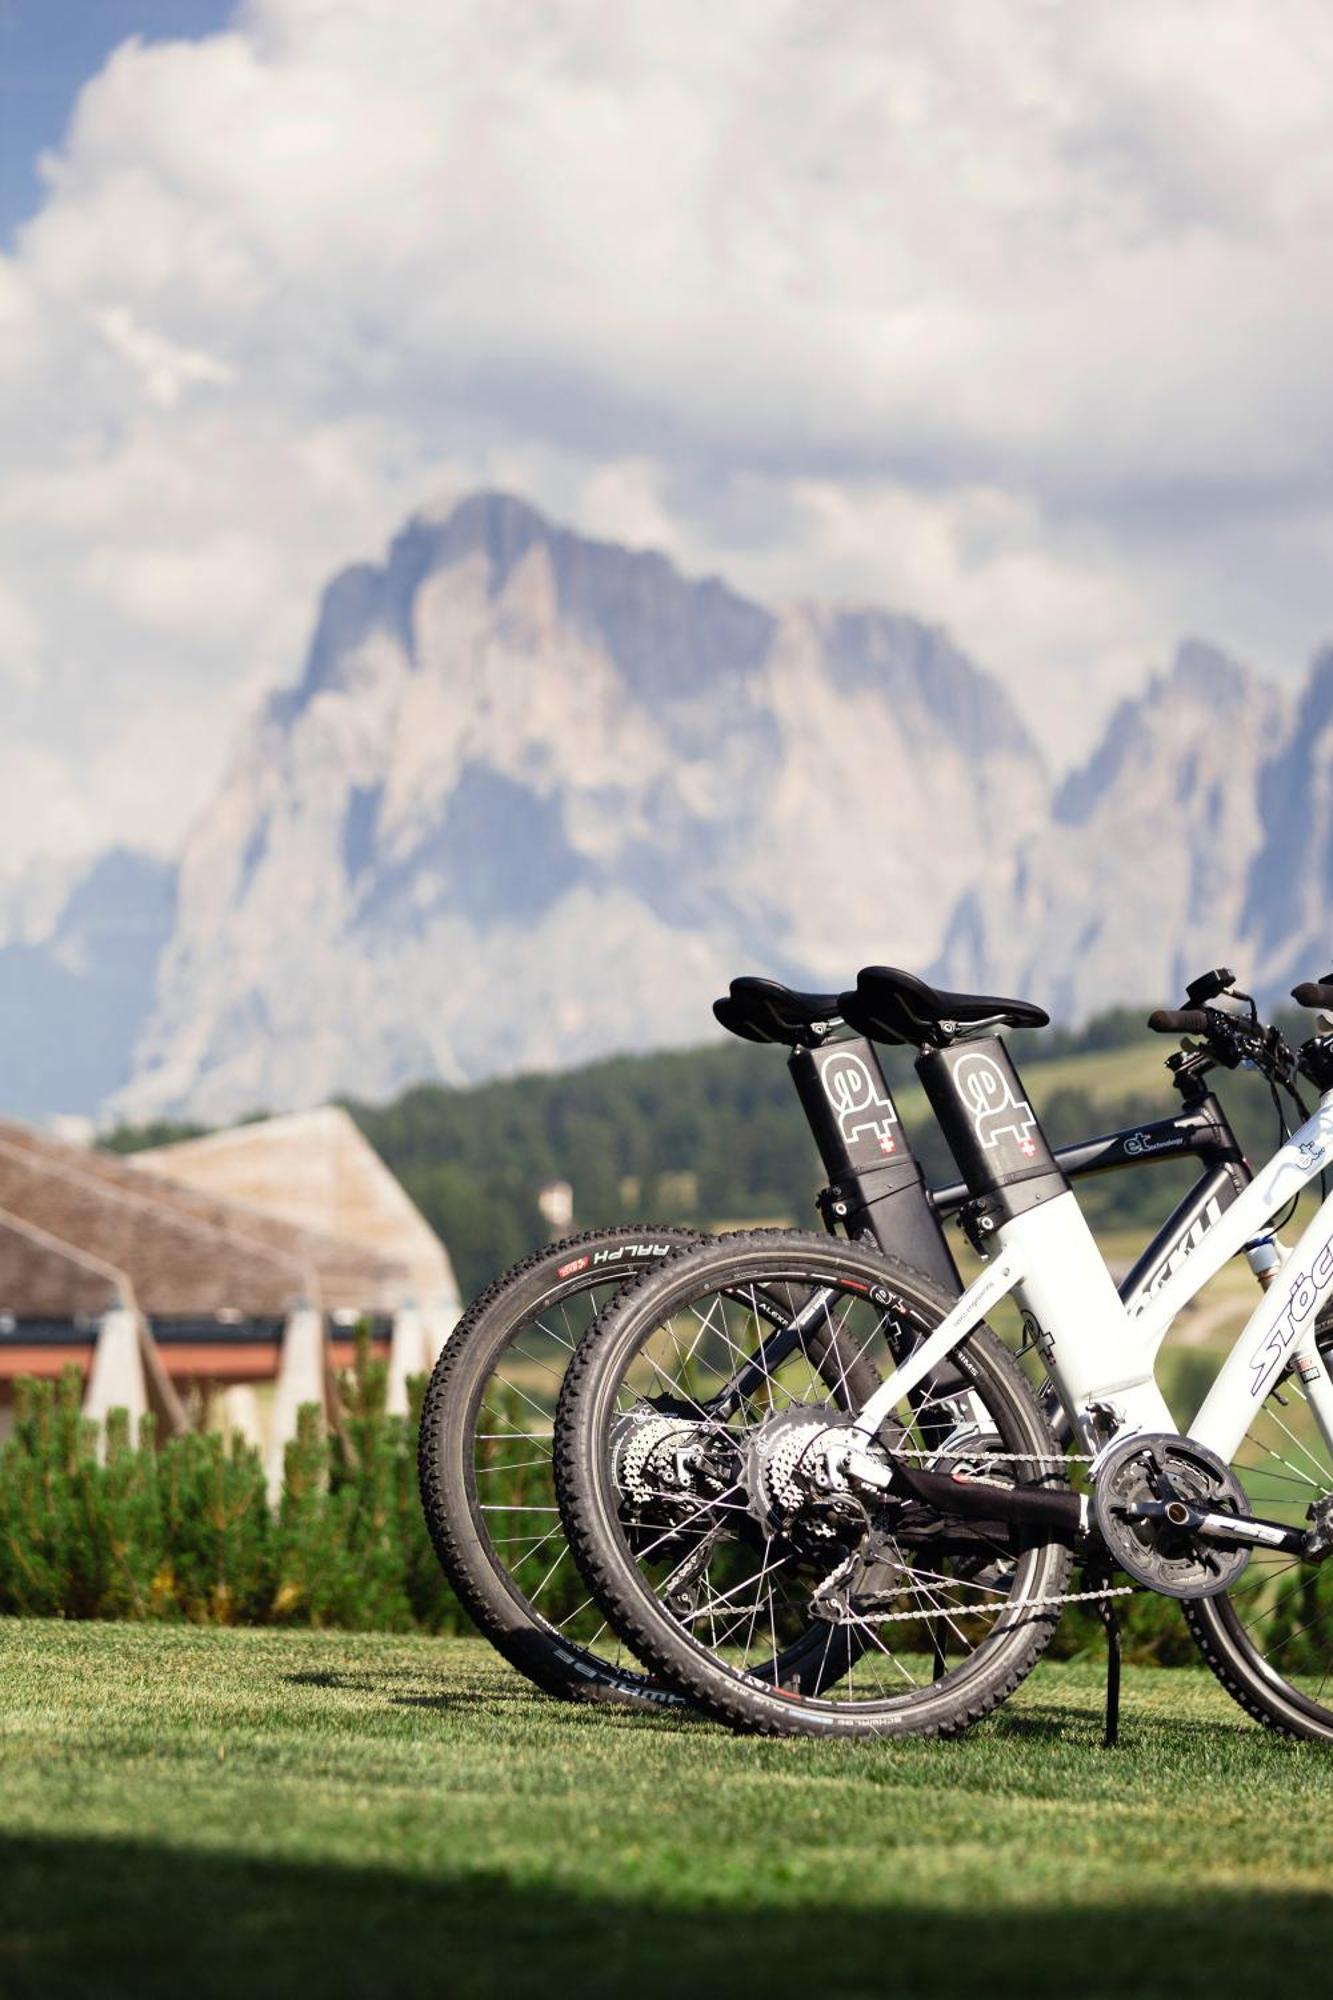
[1094,1432,1251,1599]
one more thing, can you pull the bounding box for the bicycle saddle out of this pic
[839,966,1049,1047]
[713,976,842,1046]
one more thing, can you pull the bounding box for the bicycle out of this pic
[553,965,1333,1740]
[419,967,1291,1708]
[418,978,954,1707]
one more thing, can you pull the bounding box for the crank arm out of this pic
[1115,1498,1307,1555]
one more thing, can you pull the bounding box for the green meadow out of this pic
[2,1621,1330,2000]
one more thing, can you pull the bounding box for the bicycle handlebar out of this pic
[1147,993,1295,1085]
[1147,1008,1213,1037]
[1150,970,1333,1096]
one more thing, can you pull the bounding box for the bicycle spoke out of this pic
[595,1261,1054,1719]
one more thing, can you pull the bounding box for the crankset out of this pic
[1093,1433,1261,1599]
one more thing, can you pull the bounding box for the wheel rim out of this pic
[588,1268,1059,1713]
[467,1274,656,1679]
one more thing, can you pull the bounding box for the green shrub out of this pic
[0,1362,473,1634]
[0,1362,1248,1665]
[157,1428,271,1623]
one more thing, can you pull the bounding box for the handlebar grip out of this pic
[1293,982,1333,1011]
[1148,1008,1213,1036]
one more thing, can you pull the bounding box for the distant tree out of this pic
[101,1119,210,1154]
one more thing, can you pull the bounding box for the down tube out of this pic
[1119,1164,1246,1312]
[1191,1186,1333,1463]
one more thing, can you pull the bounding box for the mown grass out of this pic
[1,1622,1331,1998]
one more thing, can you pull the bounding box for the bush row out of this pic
[0,1350,468,1632]
[5,1354,1292,1672]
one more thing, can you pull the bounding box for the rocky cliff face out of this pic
[934,641,1288,1019]
[114,492,1049,1121]
[11,493,1332,1128]
[1242,649,1333,995]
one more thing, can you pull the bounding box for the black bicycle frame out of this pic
[938,1101,1252,1310]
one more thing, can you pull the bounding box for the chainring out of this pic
[1093,1432,1252,1599]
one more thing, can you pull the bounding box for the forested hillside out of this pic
[108,1007,1307,1300]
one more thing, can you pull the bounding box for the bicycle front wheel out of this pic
[1186,1312,1333,1741]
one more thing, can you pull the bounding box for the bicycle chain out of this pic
[817,1580,1139,1624]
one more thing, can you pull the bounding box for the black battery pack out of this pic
[788,1037,961,1295]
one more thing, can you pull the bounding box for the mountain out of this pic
[10,494,1330,1130]
[0,848,177,1120]
[1242,648,1333,994]
[113,492,1050,1122]
[934,641,1287,1019]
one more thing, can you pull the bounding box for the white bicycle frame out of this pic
[854,1087,1333,1474]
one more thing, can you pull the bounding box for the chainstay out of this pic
[809,1444,1124,1622]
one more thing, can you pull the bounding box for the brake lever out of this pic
[1262,1024,1300,1092]
[1212,1012,1295,1086]
[1299,1034,1333,1094]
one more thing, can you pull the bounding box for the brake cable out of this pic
[1228,987,1325,1226]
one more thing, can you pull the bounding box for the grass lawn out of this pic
[2,1626,1332,1999]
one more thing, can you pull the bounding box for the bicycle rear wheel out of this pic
[555,1230,1073,1739]
[418,1226,705,1705]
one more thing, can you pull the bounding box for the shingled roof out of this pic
[0,1118,409,1318]
[135,1107,459,1309]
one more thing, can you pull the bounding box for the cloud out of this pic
[90,304,235,408]
[4,0,1333,860]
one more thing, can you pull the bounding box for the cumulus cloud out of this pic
[89,304,236,408]
[4,0,1333,863]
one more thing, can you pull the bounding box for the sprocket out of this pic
[1094,1432,1252,1599]
[742,1405,861,1550]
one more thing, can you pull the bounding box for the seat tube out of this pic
[915,1035,1170,1440]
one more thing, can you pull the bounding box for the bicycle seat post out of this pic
[786,1038,962,1296]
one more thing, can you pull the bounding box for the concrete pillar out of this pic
[220,1383,263,1451]
[423,1298,461,1367]
[84,1305,149,1441]
[268,1303,327,1500]
[386,1304,428,1417]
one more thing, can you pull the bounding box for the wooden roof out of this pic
[0,1208,119,1319]
[136,1107,458,1308]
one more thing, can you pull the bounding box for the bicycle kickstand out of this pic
[1096,1586,1123,1750]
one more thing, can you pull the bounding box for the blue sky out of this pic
[0,0,231,242]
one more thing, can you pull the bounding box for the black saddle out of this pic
[840,966,1048,1047]
[713,976,842,1047]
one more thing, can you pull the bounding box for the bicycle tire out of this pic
[555,1230,1073,1739]
[1184,1308,1333,1742]
[418,1224,706,1705]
